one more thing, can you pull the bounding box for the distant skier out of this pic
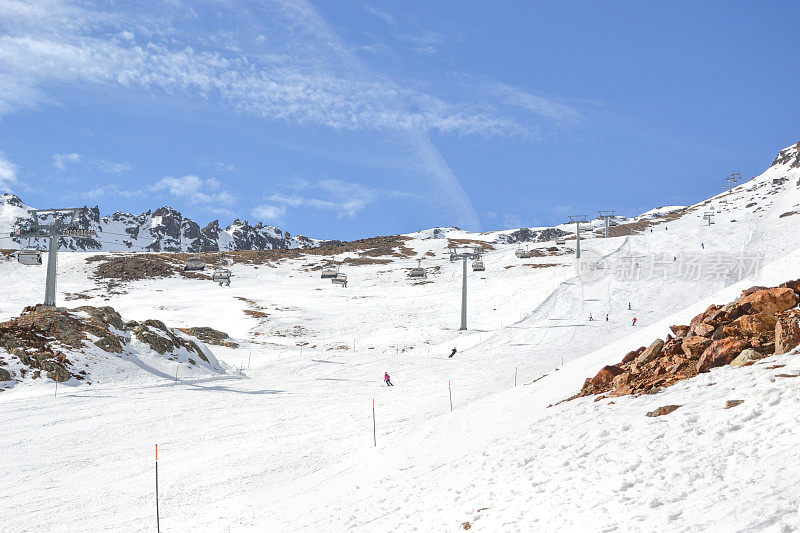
[589,313,593,321]
[632,317,638,326]
[628,302,631,310]
[384,372,393,386]
[605,313,609,322]
[701,242,705,249]
[449,347,457,358]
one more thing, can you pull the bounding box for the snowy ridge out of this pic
[0,194,319,252]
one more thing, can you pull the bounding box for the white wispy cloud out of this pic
[257,178,415,220]
[0,152,19,190]
[53,153,131,174]
[362,3,395,25]
[252,204,287,221]
[150,175,234,206]
[92,159,132,174]
[0,0,582,229]
[53,152,81,171]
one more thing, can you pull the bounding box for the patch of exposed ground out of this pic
[446,238,495,253]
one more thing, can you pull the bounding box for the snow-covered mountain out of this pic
[0,195,320,252]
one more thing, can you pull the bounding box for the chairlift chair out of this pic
[184,256,206,271]
[332,272,348,287]
[409,259,426,279]
[321,257,338,278]
[515,245,530,259]
[212,268,232,286]
[555,239,566,246]
[17,247,42,266]
[472,258,485,272]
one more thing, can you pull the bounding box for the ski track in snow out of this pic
[1,147,800,531]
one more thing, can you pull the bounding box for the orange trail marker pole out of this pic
[449,380,453,412]
[54,374,58,397]
[155,444,160,533]
[372,399,376,447]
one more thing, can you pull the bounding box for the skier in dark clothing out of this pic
[384,372,393,386]
[628,302,631,310]
[449,347,457,358]
[605,313,609,321]
[589,313,593,321]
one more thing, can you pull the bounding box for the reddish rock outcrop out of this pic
[637,339,665,365]
[696,338,750,373]
[669,325,689,338]
[775,309,800,355]
[572,278,800,402]
[739,288,797,316]
[682,336,712,359]
[733,312,777,337]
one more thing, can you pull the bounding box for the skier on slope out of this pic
[632,317,638,326]
[449,347,457,358]
[701,242,705,249]
[628,302,631,310]
[605,313,609,321]
[589,313,593,321]
[384,372,393,386]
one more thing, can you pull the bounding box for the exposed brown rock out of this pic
[725,400,744,409]
[775,308,800,355]
[669,325,689,338]
[646,405,680,417]
[682,336,712,359]
[697,338,750,373]
[637,339,665,365]
[622,347,645,364]
[739,288,797,316]
[733,312,777,337]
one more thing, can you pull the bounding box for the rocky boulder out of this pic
[738,288,797,316]
[733,312,777,337]
[669,325,689,338]
[697,338,750,373]
[729,348,763,368]
[637,339,665,365]
[775,308,800,355]
[682,336,712,359]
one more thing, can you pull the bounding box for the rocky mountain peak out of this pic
[771,141,800,169]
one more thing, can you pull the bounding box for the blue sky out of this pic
[0,1,798,240]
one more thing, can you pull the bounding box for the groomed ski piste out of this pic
[2,142,800,531]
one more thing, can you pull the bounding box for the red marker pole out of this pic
[372,399,376,447]
[54,374,58,397]
[155,444,160,533]
[449,380,453,412]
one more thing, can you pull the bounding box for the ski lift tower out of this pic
[597,210,616,238]
[725,172,742,194]
[703,212,715,226]
[568,215,588,259]
[16,208,96,307]
[450,246,480,330]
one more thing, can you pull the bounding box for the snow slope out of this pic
[1,141,799,531]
